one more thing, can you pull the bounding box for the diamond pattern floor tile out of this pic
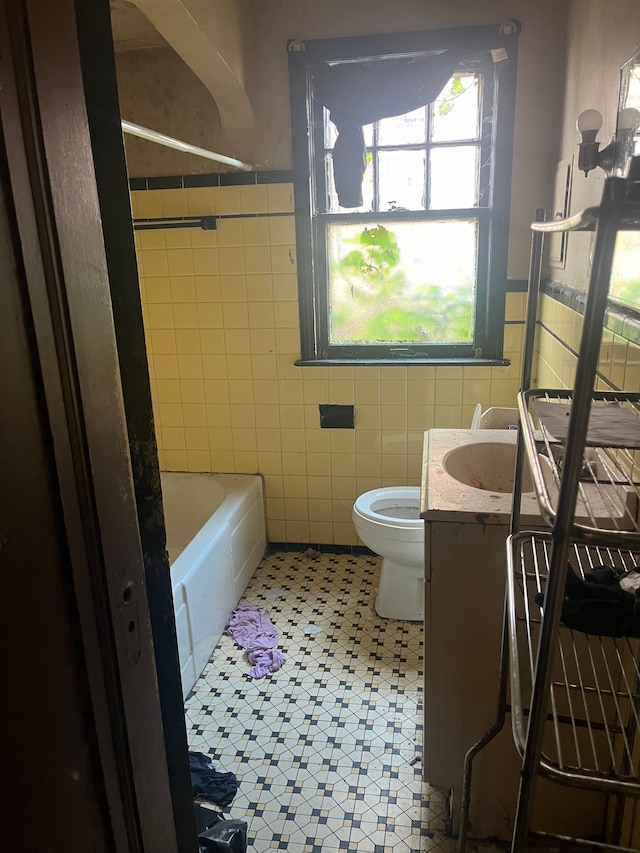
[184,550,496,852]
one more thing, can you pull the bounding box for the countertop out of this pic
[420,429,543,525]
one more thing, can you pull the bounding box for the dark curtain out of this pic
[315,51,464,208]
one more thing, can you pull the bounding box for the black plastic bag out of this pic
[198,818,248,853]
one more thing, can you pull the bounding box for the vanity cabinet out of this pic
[423,517,521,838]
[421,439,607,840]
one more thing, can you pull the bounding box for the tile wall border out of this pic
[129,170,295,191]
[543,279,640,347]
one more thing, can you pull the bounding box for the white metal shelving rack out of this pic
[458,172,640,853]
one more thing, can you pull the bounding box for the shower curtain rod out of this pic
[121,120,253,171]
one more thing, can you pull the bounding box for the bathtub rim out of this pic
[161,471,264,581]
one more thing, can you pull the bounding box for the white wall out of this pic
[552,0,640,291]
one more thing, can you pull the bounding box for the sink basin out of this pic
[443,441,534,493]
[422,430,546,525]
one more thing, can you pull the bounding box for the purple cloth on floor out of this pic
[226,603,286,678]
[246,647,286,679]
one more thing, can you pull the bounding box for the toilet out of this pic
[352,486,424,621]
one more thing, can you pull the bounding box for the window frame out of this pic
[288,24,520,365]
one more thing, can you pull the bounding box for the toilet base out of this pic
[375,557,424,621]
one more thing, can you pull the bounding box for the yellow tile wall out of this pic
[535,293,640,395]
[535,292,640,482]
[133,184,526,545]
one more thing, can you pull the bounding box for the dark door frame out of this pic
[0,0,195,849]
[73,2,197,849]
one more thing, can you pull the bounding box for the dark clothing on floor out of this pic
[189,751,239,809]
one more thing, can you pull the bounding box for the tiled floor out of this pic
[185,550,461,852]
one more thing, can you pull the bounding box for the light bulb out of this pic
[576,109,603,144]
[576,109,605,175]
[576,109,603,133]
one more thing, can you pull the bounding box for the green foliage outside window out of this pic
[331,224,473,344]
[438,75,470,116]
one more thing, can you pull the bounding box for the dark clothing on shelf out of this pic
[535,565,640,638]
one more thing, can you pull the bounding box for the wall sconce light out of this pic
[576,107,640,176]
[576,109,615,176]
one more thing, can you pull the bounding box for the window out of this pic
[288,24,520,363]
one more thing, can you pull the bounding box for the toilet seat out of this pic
[353,487,422,530]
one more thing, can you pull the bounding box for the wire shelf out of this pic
[507,530,640,795]
[518,390,640,546]
[457,177,640,853]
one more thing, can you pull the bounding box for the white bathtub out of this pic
[160,472,266,698]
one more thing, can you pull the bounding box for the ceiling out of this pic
[108,0,256,160]
[109,0,168,50]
